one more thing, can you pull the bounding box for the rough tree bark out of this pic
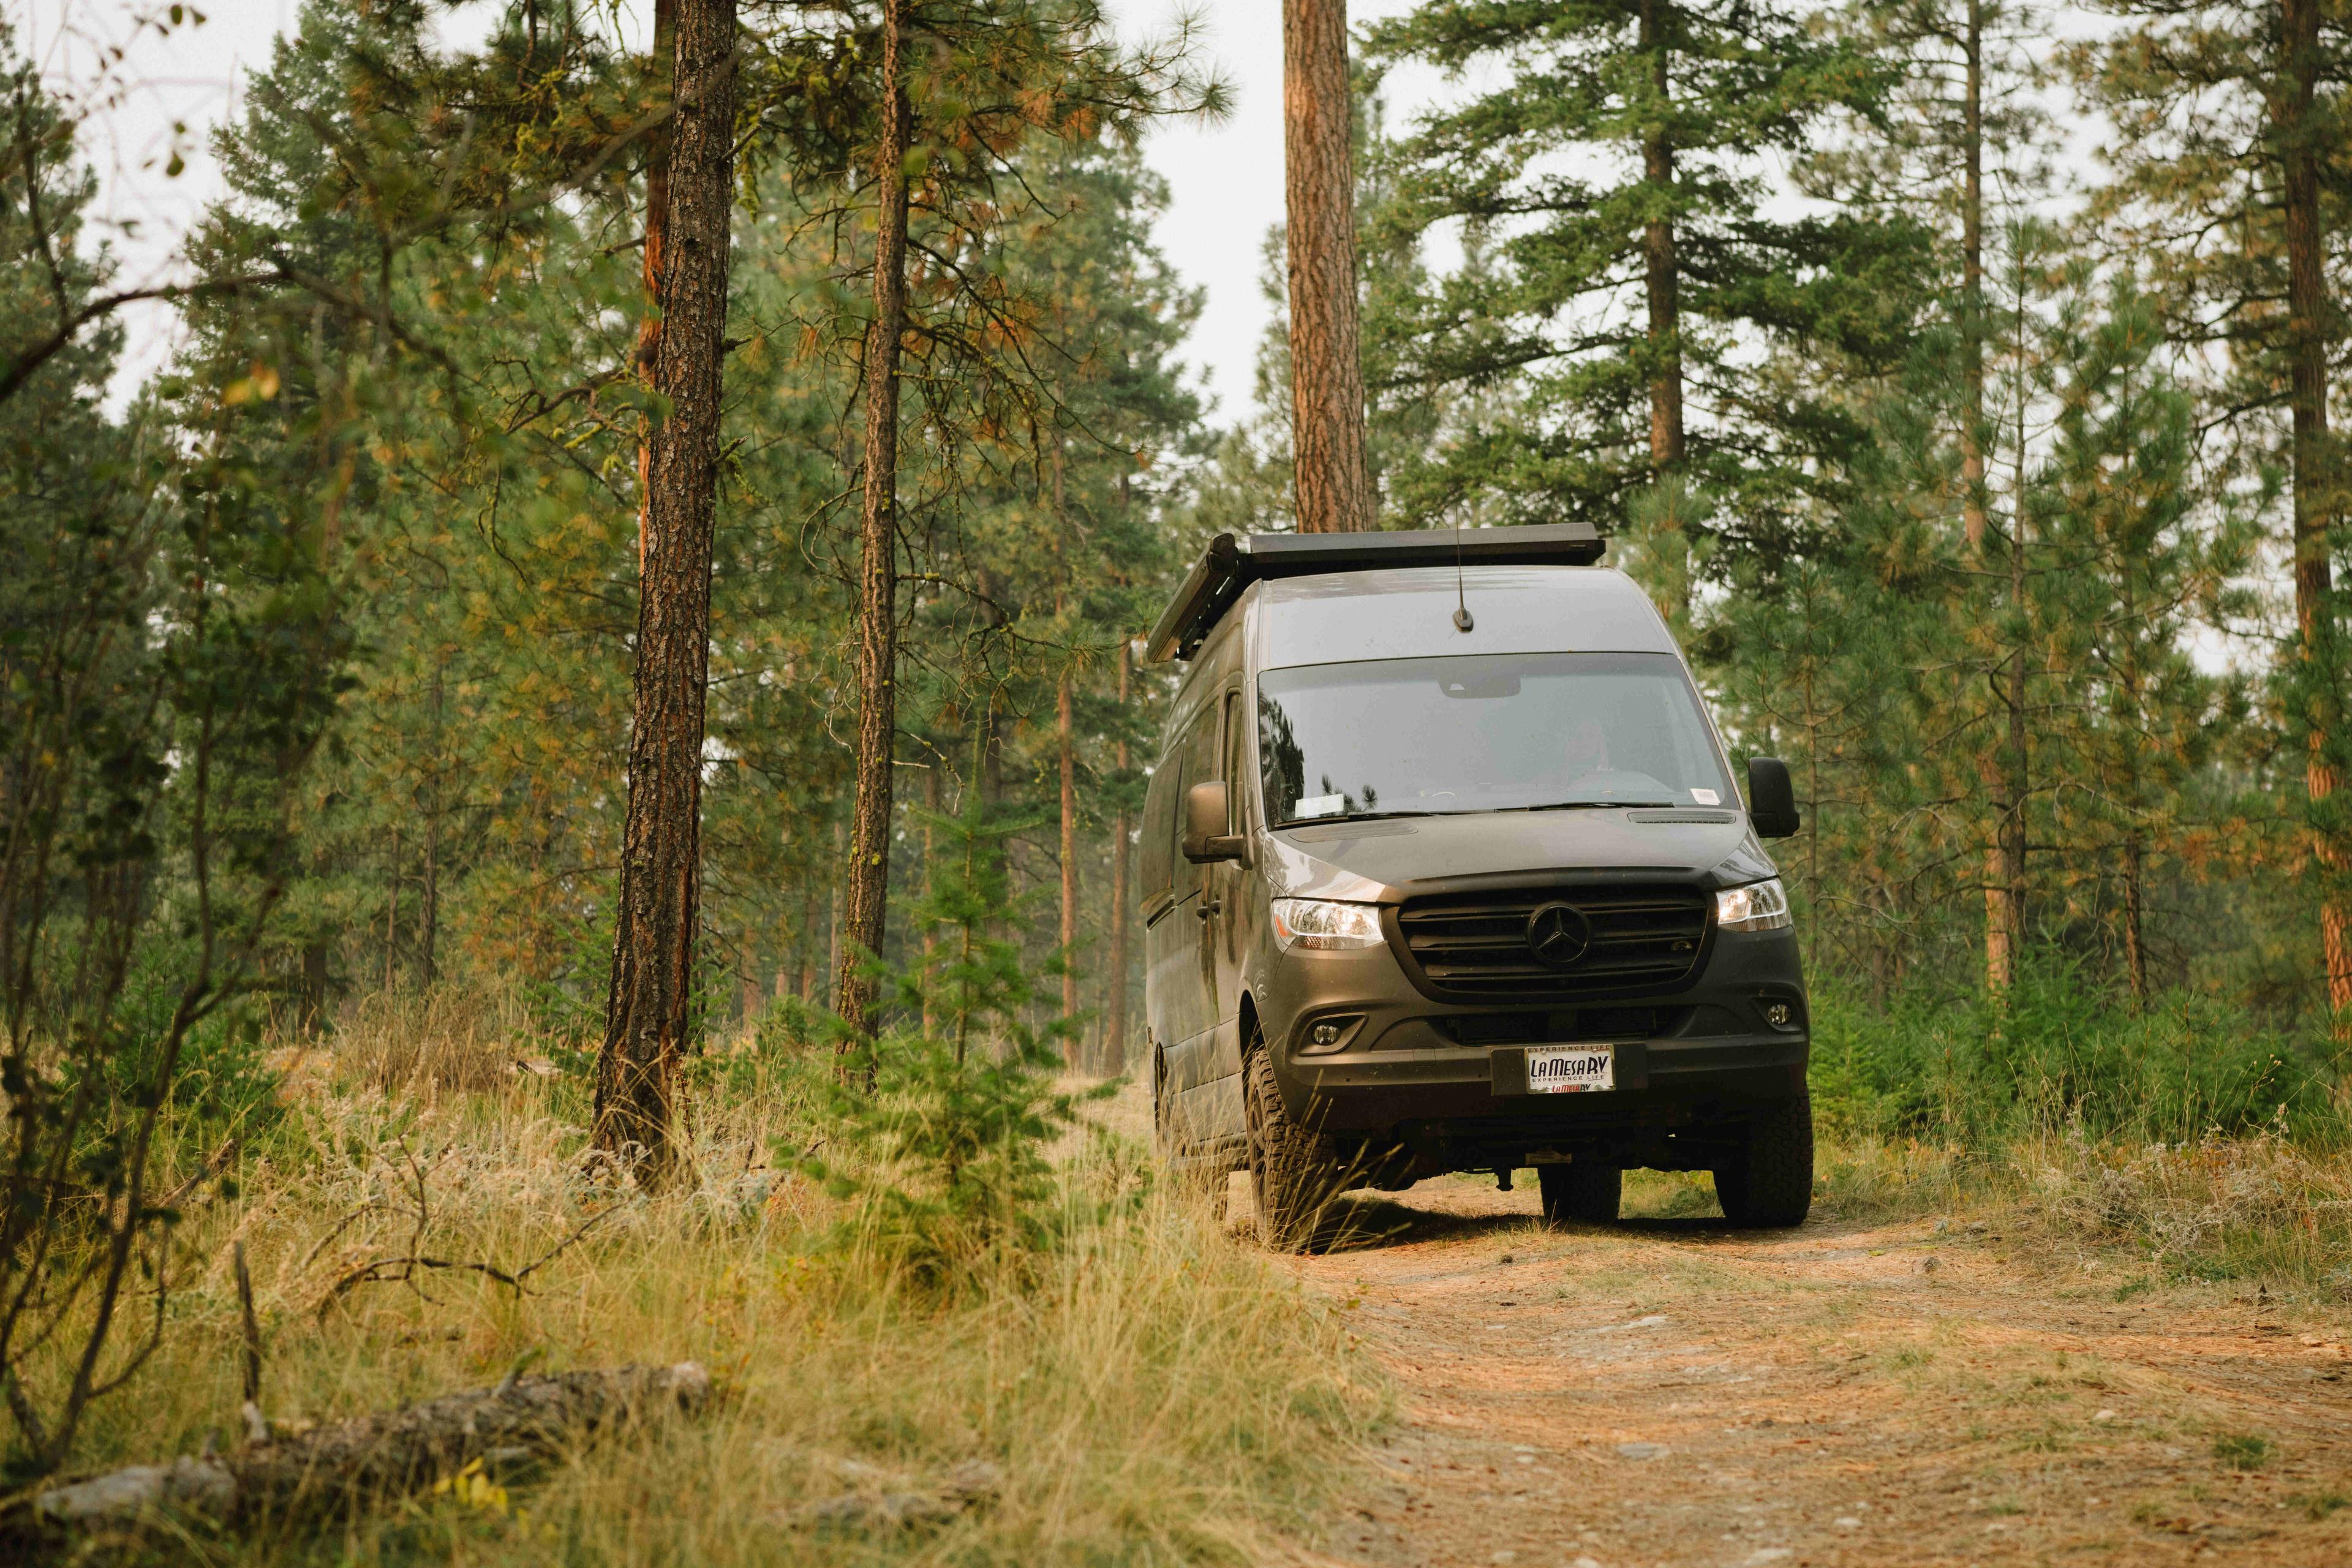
[1058,662,1080,1057]
[1638,0,1683,473]
[2279,0,2352,1027]
[1282,0,1373,534]
[634,0,677,570]
[835,0,912,1046]
[1958,0,2013,995]
[921,759,943,1036]
[1960,0,1986,552]
[1989,271,2031,988]
[593,0,739,1177]
[1106,635,1132,1074]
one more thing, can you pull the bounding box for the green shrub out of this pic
[796,794,1104,1295]
[1810,957,2338,1145]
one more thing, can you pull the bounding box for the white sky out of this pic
[23,0,1430,423]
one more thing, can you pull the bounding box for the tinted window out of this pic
[1137,758,1173,908]
[1257,652,1733,826]
[1173,709,1219,894]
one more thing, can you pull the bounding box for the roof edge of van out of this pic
[1142,524,1607,664]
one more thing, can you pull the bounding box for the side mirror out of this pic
[1746,756,1801,840]
[1182,780,1247,863]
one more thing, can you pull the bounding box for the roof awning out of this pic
[1143,524,1606,663]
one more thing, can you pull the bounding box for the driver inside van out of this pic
[1561,717,1615,789]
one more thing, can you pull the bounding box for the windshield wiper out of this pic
[1504,798,1678,812]
[1279,808,1445,827]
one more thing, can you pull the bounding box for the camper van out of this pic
[1138,524,1811,1250]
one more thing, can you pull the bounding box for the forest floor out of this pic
[1258,1172,2352,1568]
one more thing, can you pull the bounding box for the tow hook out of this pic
[1494,1167,1513,1193]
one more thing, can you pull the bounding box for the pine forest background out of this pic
[13,0,2352,1142]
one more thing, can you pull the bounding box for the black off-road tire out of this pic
[1712,1091,1814,1228]
[1538,1161,1622,1226]
[1244,1047,1345,1253]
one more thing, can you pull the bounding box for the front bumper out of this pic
[1256,925,1809,1170]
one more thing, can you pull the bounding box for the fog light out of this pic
[1298,1016,1360,1055]
[1764,1002,1792,1028]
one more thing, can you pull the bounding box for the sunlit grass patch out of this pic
[13,1012,1382,1565]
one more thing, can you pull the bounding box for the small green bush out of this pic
[1809,958,2338,1146]
[796,794,1104,1295]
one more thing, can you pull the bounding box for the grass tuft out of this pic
[2211,1433,2275,1471]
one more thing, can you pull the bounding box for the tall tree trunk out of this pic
[635,0,677,571]
[2003,504,2029,974]
[921,758,943,1036]
[593,0,739,1178]
[1058,663,1080,1058]
[835,0,911,1045]
[1961,0,2011,995]
[420,803,439,989]
[421,661,442,989]
[1281,0,1374,533]
[796,883,818,1001]
[826,817,843,1004]
[385,829,399,990]
[2122,834,2147,1003]
[1639,0,1683,473]
[1959,0,1986,552]
[1106,636,1132,1074]
[1999,292,2030,981]
[2280,0,2352,1028]
[300,940,328,1032]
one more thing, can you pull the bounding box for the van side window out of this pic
[1173,707,1219,898]
[1137,756,1174,911]
[1222,690,1246,832]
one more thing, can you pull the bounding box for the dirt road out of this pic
[1277,1175,2352,1568]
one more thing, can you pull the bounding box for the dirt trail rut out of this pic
[1279,1178,2352,1568]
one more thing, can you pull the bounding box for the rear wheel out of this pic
[1537,1161,1621,1226]
[1712,1092,1814,1228]
[1244,1046,1344,1253]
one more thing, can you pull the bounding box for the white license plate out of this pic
[1526,1044,1615,1093]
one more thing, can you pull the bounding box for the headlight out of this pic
[1716,878,1792,932]
[1270,898,1385,951]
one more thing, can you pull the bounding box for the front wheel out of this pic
[1244,1047,1344,1252]
[1538,1161,1621,1226]
[1712,1092,1814,1228]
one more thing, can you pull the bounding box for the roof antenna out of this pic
[1451,519,1474,632]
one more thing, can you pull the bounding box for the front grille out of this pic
[1396,884,1709,998]
[1430,1006,1689,1046]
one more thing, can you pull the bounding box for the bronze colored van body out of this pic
[1140,528,1812,1245]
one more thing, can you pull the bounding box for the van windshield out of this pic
[1256,652,1735,826]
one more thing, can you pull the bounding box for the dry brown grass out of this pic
[1811,1125,2352,1304]
[26,1012,1381,1564]
[319,985,541,1099]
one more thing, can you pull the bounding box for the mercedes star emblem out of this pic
[1525,902,1593,968]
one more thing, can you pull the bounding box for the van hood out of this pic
[1261,809,1775,902]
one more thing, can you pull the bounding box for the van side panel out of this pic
[1144,619,1250,1158]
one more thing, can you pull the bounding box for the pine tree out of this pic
[2078,0,2352,1027]
[1362,0,1917,552]
[1283,0,1375,533]
[595,0,742,1175]
[2035,276,2253,998]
